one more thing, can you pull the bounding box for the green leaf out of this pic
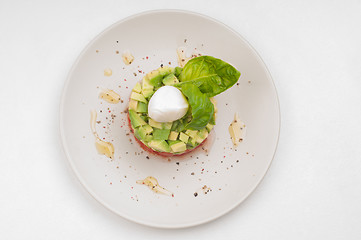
[181,83,214,130]
[177,56,240,97]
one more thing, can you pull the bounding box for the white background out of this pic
[1,0,361,239]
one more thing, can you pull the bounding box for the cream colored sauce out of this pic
[176,47,191,67]
[229,113,246,147]
[104,68,112,76]
[122,51,134,65]
[136,176,173,197]
[99,89,121,104]
[90,110,114,159]
[176,47,202,67]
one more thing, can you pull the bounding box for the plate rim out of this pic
[59,9,281,229]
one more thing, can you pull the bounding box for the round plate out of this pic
[60,10,280,228]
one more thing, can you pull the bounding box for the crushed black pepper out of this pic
[194,192,198,197]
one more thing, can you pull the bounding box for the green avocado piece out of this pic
[135,127,147,140]
[158,66,174,76]
[198,128,209,139]
[133,82,142,93]
[129,109,147,128]
[131,92,147,103]
[174,67,183,77]
[172,119,187,132]
[141,88,154,99]
[148,118,162,129]
[148,140,170,152]
[128,99,138,111]
[145,135,153,142]
[142,76,153,89]
[136,102,148,113]
[179,132,189,143]
[185,129,198,139]
[188,137,197,147]
[206,123,214,132]
[195,128,208,144]
[162,122,173,130]
[140,115,148,122]
[168,140,182,146]
[142,124,153,134]
[170,142,187,153]
[152,129,171,140]
[135,124,153,142]
[168,131,179,141]
[171,120,179,131]
[162,74,179,86]
[146,70,163,87]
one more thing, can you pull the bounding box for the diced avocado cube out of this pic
[148,140,170,152]
[198,128,209,139]
[174,67,182,77]
[185,129,198,139]
[142,88,154,99]
[194,128,208,144]
[128,99,138,111]
[158,66,173,76]
[162,122,173,130]
[146,70,163,87]
[140,115,148,122]
[179,132,189,143]
[168,131,179,141]
[148,118,162,129]
[171,120,179,131]
[170,142,187,153]
[162,74,179,86]
[168,140,182,146]
[145,135,153,142]
[129,109,147,128]
[195,134,205,144]
[206,123,214,132]
[133,82,142,93]
[134,127,147,140]
[142,124,153,134]
[131,92,147,103]
[136,102,148,113]
[134,129,141,140]
[135,125,153,142]
[189,137,197,146]
[142,76,153,90]
[152,129,170,140]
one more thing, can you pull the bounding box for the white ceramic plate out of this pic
[60,10,280,228]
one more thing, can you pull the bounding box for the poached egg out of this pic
[148,86,189,122]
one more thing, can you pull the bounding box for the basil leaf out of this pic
[181,83,214,130]
[177,56,240,97]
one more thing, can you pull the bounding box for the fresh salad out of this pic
[128,56,241,155]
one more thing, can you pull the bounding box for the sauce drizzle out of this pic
[99,89,121,104]
[104,68,112,76]
[90,110,114,159]
[122,51,134,65]
[229,113,246,147]
[136,176,173,197]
